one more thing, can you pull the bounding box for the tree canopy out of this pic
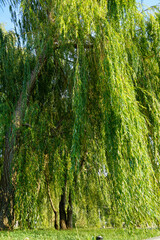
[0,0,160,230]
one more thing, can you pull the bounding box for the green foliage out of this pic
[0,0,160,229]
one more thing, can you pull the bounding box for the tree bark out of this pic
[59,186,67,230]
[59,186,73,230]
[66,190,73,229]
[0,51,47,230]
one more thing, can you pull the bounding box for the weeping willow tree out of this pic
[0,0,160,230]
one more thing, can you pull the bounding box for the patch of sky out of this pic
[98,165,108,177]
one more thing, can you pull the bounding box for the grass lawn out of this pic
[0,228,160,240]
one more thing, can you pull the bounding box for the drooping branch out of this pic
[53,41,93,50]
[0,48,47,230]
[43,154,58,229]
[45,176,59,230]
[15,50,47,128]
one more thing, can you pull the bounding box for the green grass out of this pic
[0,228,160,240]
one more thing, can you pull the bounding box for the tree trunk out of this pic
[0,51,47,230]
[59,186,73,230]
[66,190,73,229]
[0,128,15,230]
[45,176,59,230]
[59,186,67,230]
[48,192,59,230]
